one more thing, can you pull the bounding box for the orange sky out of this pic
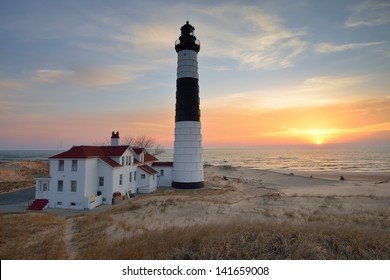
[202,97,390,147]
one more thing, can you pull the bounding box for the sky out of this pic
[1,0,389,149]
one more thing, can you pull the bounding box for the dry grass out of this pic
[69,219,390,260]
[1,165,389,260]
[0,210,389,260]
[0,160,49,193]
[0,213,66,259]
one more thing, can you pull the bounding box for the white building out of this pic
[33,132,173,210]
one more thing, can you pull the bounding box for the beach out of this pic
[0,161,389,259]
[107,165,389,230]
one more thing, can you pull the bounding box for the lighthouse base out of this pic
[172,181,204,189]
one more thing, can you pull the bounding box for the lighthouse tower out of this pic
[172,21,204,189]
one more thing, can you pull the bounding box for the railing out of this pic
[175,38,200,47]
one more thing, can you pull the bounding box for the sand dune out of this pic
[106,165,389,232]
[0,161,49,193]
[1,163,389,259]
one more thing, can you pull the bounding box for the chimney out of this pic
[111,131,119,146]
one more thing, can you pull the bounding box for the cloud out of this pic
[70,65,136,86]
[70,3,307,71]
[32,69,73,83]
[195,4,307,70]
[32,65,136,87]
[204,75,367,110]
[0,80,26,91]
[202,97,390,145]
[114,23,176,53]
[345,0,390,28]
[300,76,365,89]
[314,41,385,53]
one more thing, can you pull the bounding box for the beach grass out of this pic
[0,164,389,260]
[53,218,390,260]
[0,213,66,259]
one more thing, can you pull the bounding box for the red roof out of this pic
[131,147,158,163]
[152,162,173,167]
[138,164,158,175]
[144,152,158,162]
[132,148,144,155]
[50,145,129,167]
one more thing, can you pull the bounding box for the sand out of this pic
[0,161,388,229]
[105,165,390,234]
[0,160,49,193]
[1,162,389,260]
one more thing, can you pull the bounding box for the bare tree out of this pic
[123,135,155,148]
[123,135,165,156]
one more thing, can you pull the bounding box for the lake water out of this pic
[1,146,389,172]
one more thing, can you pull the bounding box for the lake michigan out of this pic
[1,145,389,172]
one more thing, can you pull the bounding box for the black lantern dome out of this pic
[175,21,200,53]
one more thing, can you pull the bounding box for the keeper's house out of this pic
[33,132,173,210]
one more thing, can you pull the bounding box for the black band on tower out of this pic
[175,77,200,122]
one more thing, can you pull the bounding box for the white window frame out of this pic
[58,160,64,171]
[99,176,104,187]
[71,160,78,171]
[57,180,63,192]
[70,180,77,192]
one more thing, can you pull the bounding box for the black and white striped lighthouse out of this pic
[172,21,204,189]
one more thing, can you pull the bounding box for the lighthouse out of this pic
[172,21,204,189]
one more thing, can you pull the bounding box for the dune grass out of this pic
[71,215,389,260]
[0,210,389,260]
[0,213,66,259]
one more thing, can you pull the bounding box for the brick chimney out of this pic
[111,131,119,146]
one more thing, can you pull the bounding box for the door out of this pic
[36,181,49,199]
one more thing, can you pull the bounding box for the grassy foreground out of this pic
[1,212,389,259]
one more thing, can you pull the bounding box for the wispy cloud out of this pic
[314,41,385,53]
[193,4,307,70]
[32,65,136,87]
[0,80,26,91]
[114,23,176,54]
[202,97,390,145]
[70,65,136,86]
[32,69,73,83]
[345,0,390,28]
[204,75,368,110]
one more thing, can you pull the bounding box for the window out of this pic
[99,176,104,186]
[119,174,123,185]
[141,174,146,180]
[71,180,77,192]
[57,201,62,206]
[42,182,49,192]
[71,160,78,171]
[129,172,132,182]
[121,157,125,166]
[134,171,137,181]
[70,202,76,206]
[57,180,63,192]
[58,160,64,171]
[160,169,165,176]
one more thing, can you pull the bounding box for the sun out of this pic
[310,131,327,145]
